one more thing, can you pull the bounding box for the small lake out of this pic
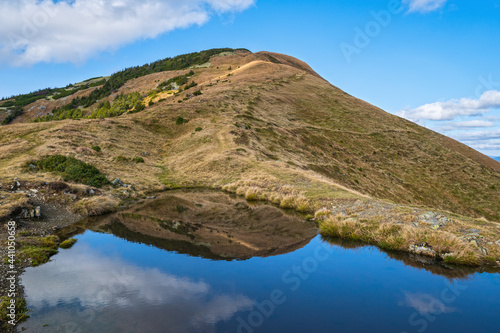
[19,191,500,333]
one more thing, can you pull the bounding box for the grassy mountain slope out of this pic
[1,48,499,265]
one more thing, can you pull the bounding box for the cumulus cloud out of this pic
[400,292,456,314]
[22,243,253,332]
[403,0,447,13]
[399,90,500,121]
[0,0,255,66]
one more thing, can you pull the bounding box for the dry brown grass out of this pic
[319,216,486,266]
[72,196,119,216]
[0,193,29,220]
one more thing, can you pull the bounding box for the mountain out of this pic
[1,48,499,265]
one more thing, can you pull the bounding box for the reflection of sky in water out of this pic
[21,238,253,332]
[20,232,500,333]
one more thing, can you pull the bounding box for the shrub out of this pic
[133,157,145,163]
[185,81,198,89]
[193,90,202,96]
[133,102,145,113]
[91,145,101,152]
[30,155,110,187]
[148,101,154,106]
[195,127,203,132]
[176,117,189,125]
[1,106,23,125]
[115,156,130,162]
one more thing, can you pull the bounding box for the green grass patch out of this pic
[59,238,77,249]
[29,155,110,187]
[1,296,29,328]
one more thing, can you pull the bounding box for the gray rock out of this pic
[112,178,123,186]
[409,244,437,257]
[29,164,37,170]
[439,217,452,225]
[480,247,489,255]
[419,211,436,220]
[89,189,95,195]
[35,206,41,218]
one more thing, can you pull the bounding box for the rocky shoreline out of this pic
[0,180,82,331]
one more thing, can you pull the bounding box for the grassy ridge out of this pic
[52,48,245,113]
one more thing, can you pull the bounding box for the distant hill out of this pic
[1,48,499,223]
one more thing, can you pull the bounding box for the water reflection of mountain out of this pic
[62,190,317,260]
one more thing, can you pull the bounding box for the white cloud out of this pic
[400,292,456,314]
[22,243,253,332]
[403,0,447,13]
[454,120,495,128]
[454,128,500,141]
[0,0,255,66]
[399,90,500,121]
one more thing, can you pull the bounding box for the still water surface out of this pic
[19,193,500,333]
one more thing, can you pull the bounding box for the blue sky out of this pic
[1,0,499,156]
